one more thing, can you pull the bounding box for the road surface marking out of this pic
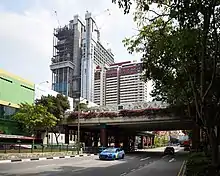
[169,158,176,163]
[162,155,168,158]
[36,164,57,168]
[72,168,87,172]
[120,173,127,176]
[140,157,150,161]
[177,160,186,176]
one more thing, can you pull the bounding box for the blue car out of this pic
[99,148,125,160]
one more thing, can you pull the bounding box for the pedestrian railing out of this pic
[0,143,78,153]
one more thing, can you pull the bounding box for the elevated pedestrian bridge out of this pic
[63,108,193,131]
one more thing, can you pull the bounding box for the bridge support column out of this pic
[140,136,144,149]
[64,125,69,144]
[93,132,99,147]
[192,124,200,150]
[123,136,129,152]
[130,136,135,150]
[115,136,120,147]
[100,124,108,147]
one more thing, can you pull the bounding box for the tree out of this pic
[35,94,70,144]
[113,0,220,167]
[13,103,57,136]
[74,103,89,112]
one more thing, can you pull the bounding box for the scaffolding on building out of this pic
[50,25,75,97]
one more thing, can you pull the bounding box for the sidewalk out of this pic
[0,153,97,164]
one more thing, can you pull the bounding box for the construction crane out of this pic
[54,10,61,28]
[93,9,111,41]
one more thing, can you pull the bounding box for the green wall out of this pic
[0,69,35,135]
[0,71,35,106]
[0,119,24,135]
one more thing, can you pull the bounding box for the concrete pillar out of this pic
[100,124,108,147]
[93,132,98,147]
[192,124,200,150]
[80,131,86,143]
[123,136,129,152]
[140,136,144,149]
[130,136,135,150]
[115,135,120,147]
[87,132,93,147]
[64,126,69,144]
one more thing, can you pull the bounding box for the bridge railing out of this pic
[65,107,189,122]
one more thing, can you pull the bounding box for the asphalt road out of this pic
[0,146,188,176]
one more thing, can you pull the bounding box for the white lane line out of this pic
[131,169,136,172]
[120,173,127,176]
[169,158,176,163]
[140,157,150,161]
[36,164,57,168]
[72,168,87,172]
[162,155,168,159]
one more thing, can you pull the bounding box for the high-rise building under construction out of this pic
[50,12,114,106]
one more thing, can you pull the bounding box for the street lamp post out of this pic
[39,81,49,85]
[76,98,88,155]
[77,102,81,155]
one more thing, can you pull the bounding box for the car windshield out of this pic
[102,148,116,153]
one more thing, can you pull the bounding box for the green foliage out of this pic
[35,94,70,144]
[35,94,70,120]
[13,103,57,135]
[114,0,220,165]
[74,103,89,112]
[186,152,212,176]
[114,0,220,134]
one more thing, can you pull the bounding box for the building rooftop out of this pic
[0,69,34,87]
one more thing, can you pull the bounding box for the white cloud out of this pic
[0,0,139,85]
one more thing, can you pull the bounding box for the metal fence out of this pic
[0,143,136,154]
[0,143,79,153]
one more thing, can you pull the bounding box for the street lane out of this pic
[125,150,186,176]
[0,146,187,176]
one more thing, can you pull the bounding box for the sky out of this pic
[0,0,140,86]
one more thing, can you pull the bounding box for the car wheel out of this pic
[121,154,124,159]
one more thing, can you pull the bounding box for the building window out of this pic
[0,105,18,119]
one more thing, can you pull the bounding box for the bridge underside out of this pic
[68,119,193,132]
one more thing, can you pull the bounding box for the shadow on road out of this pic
[0,166,87,176]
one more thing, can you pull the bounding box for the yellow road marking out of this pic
[177,160,186,176]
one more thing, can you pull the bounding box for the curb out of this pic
[0,153,98,164]
[181,161,187,176]
[177,160,187,176]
